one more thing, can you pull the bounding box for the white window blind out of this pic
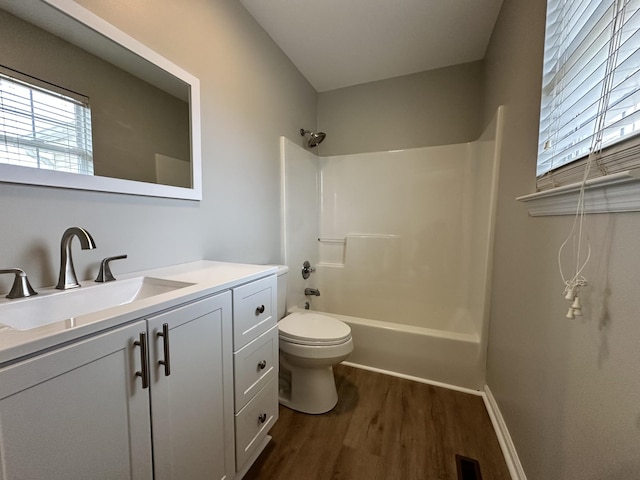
[537,0,640,190]
[0,68,94,175]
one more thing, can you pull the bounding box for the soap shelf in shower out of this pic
[317,237,346,244]
[318,234,400,267]
[318,237,346,265]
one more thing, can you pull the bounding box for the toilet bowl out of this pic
[275,266,353,414]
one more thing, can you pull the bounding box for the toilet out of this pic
[275,265,353,414]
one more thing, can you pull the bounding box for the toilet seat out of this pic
[279,312,351,346]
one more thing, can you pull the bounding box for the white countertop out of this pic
[0,261,277,365]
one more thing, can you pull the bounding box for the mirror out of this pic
[0,0,202,200]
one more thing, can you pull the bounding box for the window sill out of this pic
[517,169,640,216]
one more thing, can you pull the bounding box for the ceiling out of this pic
[239,0,504,92]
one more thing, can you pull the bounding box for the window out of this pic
[537,0,640,191]
[0,67,93,175]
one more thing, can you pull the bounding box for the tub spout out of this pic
[304,288,320,296]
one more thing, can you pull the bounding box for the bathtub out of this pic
[290,306,485,391]
[280,107,503,393]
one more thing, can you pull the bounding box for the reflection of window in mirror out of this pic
[0,67,94,175]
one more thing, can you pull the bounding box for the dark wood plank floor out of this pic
[244,364,510,480]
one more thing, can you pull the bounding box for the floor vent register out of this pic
[455,454,483,480]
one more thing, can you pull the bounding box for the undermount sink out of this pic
[0,277,194,331]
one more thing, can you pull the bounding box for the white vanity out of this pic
[0,2,278,475]
[0,261,278,480]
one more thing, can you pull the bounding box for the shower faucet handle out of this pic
[301,260,315,279]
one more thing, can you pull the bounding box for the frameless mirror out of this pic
[0,0,202,200]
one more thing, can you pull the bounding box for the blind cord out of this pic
[558,151,592,319]
[558,0,629,319]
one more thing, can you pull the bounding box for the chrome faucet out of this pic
[304,288,320,296]
[56,227,96,290]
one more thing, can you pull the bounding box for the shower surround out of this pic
[281,108,502,389]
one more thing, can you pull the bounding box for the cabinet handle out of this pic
[258,413,267,424]
[255,305,265,316]
[134,331,149,389]
[258,360,267,370]
[157,323,171,377]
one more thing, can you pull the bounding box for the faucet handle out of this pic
[301,260,316,279]
[0,268,38,299]
[95,255,127,283]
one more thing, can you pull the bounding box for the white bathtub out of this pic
[290,307,485,391]
[281,108,503,393]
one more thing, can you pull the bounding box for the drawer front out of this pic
[232,275,277,350]
[234,325,278,413]
[234,378,278,470]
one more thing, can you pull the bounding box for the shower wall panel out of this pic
[280,137,320,310]
[281,108,501,336]
[315,143,491,331]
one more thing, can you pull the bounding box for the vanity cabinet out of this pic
[0,291,234,480]
[146,291,234,480]
[231,275,279,475]
[0,320,153,480]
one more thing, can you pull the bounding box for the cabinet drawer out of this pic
[234,325,278,412]
[234,378,278,470]
[232,275,277,350]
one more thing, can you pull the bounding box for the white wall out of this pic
[0,0,317,293]
[483,0,640,478]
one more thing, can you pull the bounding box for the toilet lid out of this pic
[279,312,351,346]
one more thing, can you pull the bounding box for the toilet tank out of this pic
[275,265,289,320]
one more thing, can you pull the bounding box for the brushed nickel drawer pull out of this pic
[157,323,171,377]
[258,360,267,370]
[134,331,149,389]
[258,413,267,424]
[255,305,265,315]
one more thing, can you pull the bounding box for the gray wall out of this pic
[483,0,640,478]
[0,0,317,292]
[317,61,484,156]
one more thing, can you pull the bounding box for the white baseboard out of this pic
[482,385,527,480]
[342,361,483,396]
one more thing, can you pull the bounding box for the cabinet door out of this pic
[148,291,234,480]
[0,321,153,480]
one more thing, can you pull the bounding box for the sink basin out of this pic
[0,277,194,331]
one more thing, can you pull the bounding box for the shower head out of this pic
[300,129,326,148]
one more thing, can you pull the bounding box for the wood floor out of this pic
[244,365,510,480]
